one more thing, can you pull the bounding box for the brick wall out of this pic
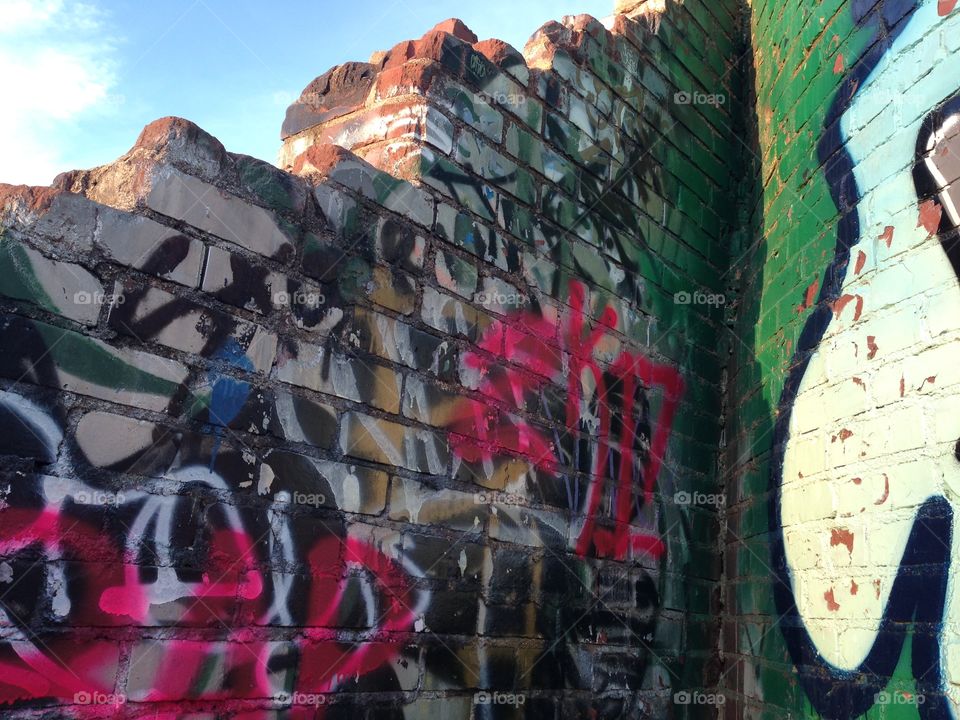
[722,1,960,718]
[0,1,744,718]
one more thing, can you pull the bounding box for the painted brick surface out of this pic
[0,2,743,718]
[723,1,960,719]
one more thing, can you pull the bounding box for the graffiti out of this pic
[0,398,424,718]
[771,0,960,717]
[0,229,688,716]
[450,279,683,561]
[444,278,682,707]
[0,2,731,717]
[0,221,425,716]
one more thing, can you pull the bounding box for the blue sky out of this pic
[0,0,613,186]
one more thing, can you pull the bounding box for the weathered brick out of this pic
[368,264,417,315]
[0,237,103,324]
[270,389,338,449]
[146,168,294,260]
[339,411,449,474]
[0,314,188,411]
[388,476,488,532]
[435,250,478,298]
[200,244,285,314]
[98,206,204,287]
[345,307,448,373]
[263,448,388,515]
[276,339,402,413]
[402,374,494,431]
[0,190,98,250]
[420,286,495,342]
[375,216,426,272]
[108,282,278,373]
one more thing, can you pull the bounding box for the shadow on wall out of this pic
[715,0,775,713]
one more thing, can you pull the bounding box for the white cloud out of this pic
[0,0,121,186]
[0,0,62,33]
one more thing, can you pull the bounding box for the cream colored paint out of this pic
[780,0,960,705]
